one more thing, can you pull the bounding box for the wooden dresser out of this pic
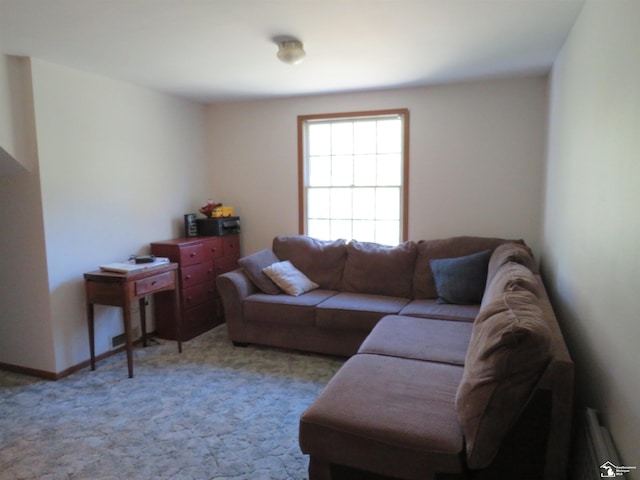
[150,234,240,340]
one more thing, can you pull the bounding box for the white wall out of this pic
[0,54,18,169]
[0,55,33,174]
[0,56,55,373]
[207,76,547,257]
[0,58,211,374]
[543,0,640,472]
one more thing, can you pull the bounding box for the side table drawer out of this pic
[135,271,174,296]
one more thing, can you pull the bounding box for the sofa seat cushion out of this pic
[243,289,338,326]
[358,315,472,366]
[299,354,465,479]
[315,293,410,331]
[400,299,479,322]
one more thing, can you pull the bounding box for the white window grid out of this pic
[302,113,406,245]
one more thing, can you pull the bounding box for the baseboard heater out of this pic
[110,327,140,350]
[572,408,625,480]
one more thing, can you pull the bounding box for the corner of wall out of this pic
[0,55,38,173]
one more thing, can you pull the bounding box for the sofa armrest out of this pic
[535,357,574,480]
[535,283,574,480]
[216,268,257,342]
[493,276,574,480]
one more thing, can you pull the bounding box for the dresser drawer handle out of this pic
[151,281,157,286]
[185,275,191,280]
[190,252,197,257]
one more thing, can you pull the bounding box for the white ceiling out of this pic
[0,0,585,104]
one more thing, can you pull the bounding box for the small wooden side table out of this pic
[84,263,182,378]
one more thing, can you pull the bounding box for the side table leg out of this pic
[87,302,96,371]
[139,297,147,347]
[123,298,134,379]
[173,283,183,354]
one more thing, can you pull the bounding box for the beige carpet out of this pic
[0,325,344,480]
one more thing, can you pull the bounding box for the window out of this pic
[298,109,409,245]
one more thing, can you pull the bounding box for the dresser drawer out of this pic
[181,263,208,288]
[200,259,214,281]
[135,271,174,296]
[203,237,223,262]
[182,283,208,309]
[179,244,204,266]
[222,235,240,257]
[214,255,239,276]
[183,301,218,339]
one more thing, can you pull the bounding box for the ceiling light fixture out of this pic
[276,40,306,65]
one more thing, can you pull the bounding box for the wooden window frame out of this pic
[297,108,410,243]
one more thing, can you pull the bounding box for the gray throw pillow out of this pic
[237,249,282,295]
[430,250,492,304]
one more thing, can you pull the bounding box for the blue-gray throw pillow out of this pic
[430,250,492,304]
[238,249,283,295]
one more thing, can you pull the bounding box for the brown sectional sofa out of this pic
[216,235,574,480]
[218,235,516,355]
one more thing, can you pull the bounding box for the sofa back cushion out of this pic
[343,240,417,298]
[455,289,551,469]
[273,235,347,290]
[486,242,537,287]
[413,236,526,299]
[480,262,540,311]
